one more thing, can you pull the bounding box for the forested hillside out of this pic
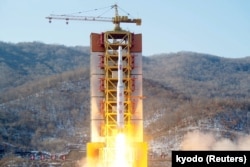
[0,68,90,152]
[1,42,250,99]
[143,52,250,98]
[0,41,250,166]
[0,41,89,93]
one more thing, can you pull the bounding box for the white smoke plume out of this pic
[180,130,250,150]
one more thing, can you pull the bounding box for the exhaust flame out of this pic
[113,133,132,167]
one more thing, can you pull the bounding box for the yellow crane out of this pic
[45,4,141,31]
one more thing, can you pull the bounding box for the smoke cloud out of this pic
[180,130,250,150]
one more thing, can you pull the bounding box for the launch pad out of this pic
[88,30,147,166]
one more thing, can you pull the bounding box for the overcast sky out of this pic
[1,0,250,58]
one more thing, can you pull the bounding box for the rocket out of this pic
[117,46,124,130]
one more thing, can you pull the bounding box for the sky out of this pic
[1,0,250,58]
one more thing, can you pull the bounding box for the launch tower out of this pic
[88,28,147,167]
[46,4,147,166]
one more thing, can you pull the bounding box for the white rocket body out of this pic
[117,46,124,130]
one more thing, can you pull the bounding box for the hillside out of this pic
[143,52,250,98]
[0,41,89,93]
[0,68,90,151]
[1,41,250,166]
[1,41,250,99]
